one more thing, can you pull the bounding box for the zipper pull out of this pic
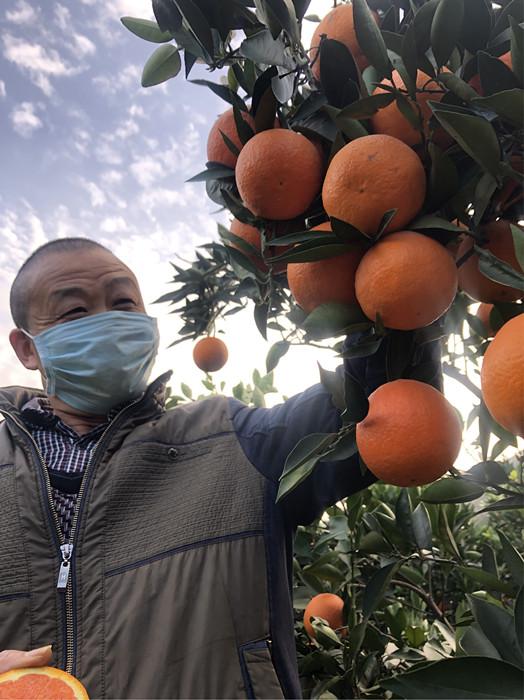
[57,544,74,590]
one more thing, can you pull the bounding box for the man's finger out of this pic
[0,645,53,674]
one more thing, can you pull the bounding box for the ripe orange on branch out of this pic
[287,223,365,313]
[481,313,524,437]
[457,220,523,303]
[322,135,426,237]
[371,69,448,147]
[303,593,345,640]
[309,2,378,80]
[356,379,462,487]
[0,667,88,700]
[235,129,324,220]
[206,108,255,169]
[193,337,228,372]
[355,231,458,330]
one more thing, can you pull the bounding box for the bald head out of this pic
[10,238,114,330]
[10,237,145,334]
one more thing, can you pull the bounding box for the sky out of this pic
[0,0,517,467]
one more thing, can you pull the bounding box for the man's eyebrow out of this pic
[105,276,138,291]
[49,286,88,302]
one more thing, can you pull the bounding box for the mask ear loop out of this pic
[19,328,50,393]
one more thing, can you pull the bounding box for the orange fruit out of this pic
[322,134,426,237]
[228,218,289,273]
[457,220,523,303]
[303,593,345,639]
[192,337,228,372]
[481,313,524,436]
[355,231,458,330]
[235,129,324,220]
[356,379,462,487]
[0,667,89,699]
[476,303,495,337]
[309,3,378,80]
[371,69,448,147]
[206,108,255,169]
[287,222,365,312]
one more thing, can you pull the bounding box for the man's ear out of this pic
[9,329,40,371]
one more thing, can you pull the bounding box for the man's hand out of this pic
[0,646,52,674]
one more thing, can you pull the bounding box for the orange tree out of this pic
[123,1,524,697]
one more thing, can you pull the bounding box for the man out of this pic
[0,238,440,698]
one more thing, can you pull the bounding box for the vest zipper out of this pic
[1,396,145,675]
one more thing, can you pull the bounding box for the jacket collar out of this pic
[0,371,173,423]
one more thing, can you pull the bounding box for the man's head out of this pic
[9,238,146,373]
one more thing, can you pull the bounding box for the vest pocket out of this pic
[0,594,31,651]
[239,639,284,700]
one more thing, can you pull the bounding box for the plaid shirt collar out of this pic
[20,396,118,439]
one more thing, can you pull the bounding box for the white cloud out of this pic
[73,34,96,56]
[100,216,127,233]
[95,140,124,166]
[10,102,44,138]
[101,169,124,185]
[0,80,6,98]
[93,64,141,95]
[80,179,107,207]
[129,103,145,118]
[114,118,139,140]
[5,0,38,24]
[2,33,83,95]
[130,156,165,187]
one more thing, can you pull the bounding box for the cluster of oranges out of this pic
[197,2,522,478]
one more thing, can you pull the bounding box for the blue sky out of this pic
[0,1,498,467]
[0,0,338,402]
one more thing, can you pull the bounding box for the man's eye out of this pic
[60,307,87,319]
[113,298,136,307]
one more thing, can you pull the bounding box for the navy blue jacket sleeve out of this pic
[230,335,442,526]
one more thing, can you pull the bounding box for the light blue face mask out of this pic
[24,311,160,415]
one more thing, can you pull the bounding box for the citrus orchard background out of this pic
[122,0,524,697]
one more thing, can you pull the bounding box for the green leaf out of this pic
[277,455,320,501]
[319,39,360,109]
[411,502,432,551]
[421,478,485,504]
[239,29,293,68]
[232,105,254,146]
[254,302,268,340]
[426,143,460,210]
[413,0,439,56]
[438,72,478,102]
[266,340,290,373]
[173,0,214,58]
[410,216,463,233]
[511,224,524,271]
[476,246,524,290]
[492,0,524,39]
[472,89,524,127]
[510,17,524,86]
[515,588,524,654]
[469,595,523,667]
[464,461,508,486]
[460,0,492,52]
[381,656,524,698]
[458,566,516,595]
[497,530,524,587]
[324,428,359,462]
[269,243,355,265]
[339,335,383,359]
[430,106,502,178]
[474,495,524,516]
[141,44,181,87]
[401,21,418,86]
[337,93,395,120]
[318,364,345,411]
[431,0,464,67]
[359,530,391,553]
[363,562,401,619]
[473,172,498,226]
[460,623,502,659]
[303,303,368,340]
[477,51,520,96]
[187,165,235,182]
[258,0,300,44]
[343,372,369,424]
[353,0,391,78]
[191,79,247,112]
[121,16,172,42]
[280,432,336,478]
